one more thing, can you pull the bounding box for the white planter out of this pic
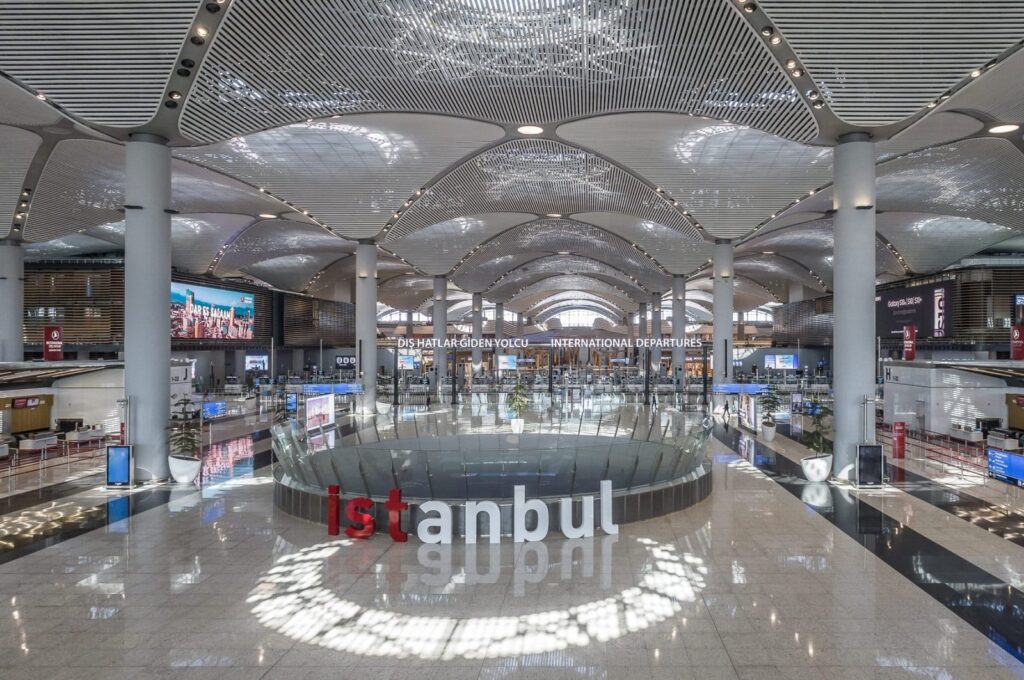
[761,422,776,442]
[510,418,525,433]
[169,455,201,485]
[800,454,833,483]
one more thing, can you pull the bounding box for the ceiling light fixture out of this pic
[258,213,276,219]
[517,125,543,135]
[989,124,1020,134]
[546,213,562,218]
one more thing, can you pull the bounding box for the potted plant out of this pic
[758,385,782,442]
[800,398,833,482]
[167,396,202,484]
[507,382,530,433]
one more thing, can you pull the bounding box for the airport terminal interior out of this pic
[8,1,1024,678]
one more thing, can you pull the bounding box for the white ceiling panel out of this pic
[0,78,63,127]
[243,252,348,293]
[386,212,533,274]
[0,1,201,127]
[508,276,638,314]
[0,126,41,239]
[573,212,713,275]
[178,114,504,239]
[685,275,775,313]
[379,275,439,312]
[180,0,817,143]
[484,255,651,304]
[759,1,1024,126]
[23,233,121,259]
[215,219,354,277]
[934,44,1024,125]
[875,212,1014,272]
[559,113,832,239]
[392,138,701,242]
[25,139,293,243]
[877,112,985,161]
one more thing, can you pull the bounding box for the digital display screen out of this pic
[171,282,255,340]
[875,282,951,339]
[712,383,767,395]
[988,447,1024,486]
[497,354,518,370]
[609,358,630,365]
[739,393,757,431]
[333,383,363,394]
[286,393,297,413]
[335,355,356,369]
[398,354,417,370]
[303,384,333,395]
[202,401,227,419]
[305,394,335,431]
[245,355,268,371]
[763,355,796,370]
[106,445,132,486]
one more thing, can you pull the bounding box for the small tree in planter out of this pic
[167,397,202,484]
[758,385,782,442]
[507,382,530,433]
[801,398,833,482]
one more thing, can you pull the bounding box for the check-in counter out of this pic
[951,424,984,443]
[19,433,59,451]
[0,443,8,460]
[988,428,1020,451]
[65,428,106,443]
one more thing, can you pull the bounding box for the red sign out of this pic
[902,324,917,361]
[892,421,906,459]
[1012,326,1024,360]
[43,325,63,361]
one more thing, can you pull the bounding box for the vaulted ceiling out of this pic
[3,1,1024,325]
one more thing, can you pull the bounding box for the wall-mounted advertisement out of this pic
[876,282,950,339]
[763,354,796,370]
[497,354,518,370]
[739,393,758,432]
[171,282,255,340]
[305,394,334,431]
[245,355,268,371]
[397,353,417,370]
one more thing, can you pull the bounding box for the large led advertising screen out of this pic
[171,282,255,340]
[875,282,951,339]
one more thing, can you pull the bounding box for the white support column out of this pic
[433,275,447,386]
[650,292,662,375]
[0,242,24,362]
[405,311,413,338]
[832,133,876,481]
[712,240,734,407]
[638,302,647,340]
[672,275,686,382]
[355,241,378,412]
[124,134,171,480]
[494,302,504,346]
[516,311,523,336]
[472,292,483,376]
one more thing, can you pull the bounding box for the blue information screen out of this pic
[286,393,297,413]
[987,447,1024,486]
[333,383,363,395]
[202,401,227,419]
[712,383,767,395]
[106,445,131,486]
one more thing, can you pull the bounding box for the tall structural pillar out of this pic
[650,293,662,375]
[355,240,378,413]
[671,275,686,381]
[494,302,504,346]
[471,292,483,375]
[124,135,171,480]
[712,239,734,408]
[405,311,413,338]
[0,242,24,362]
[832,133,876,480]
[433,275,447,386]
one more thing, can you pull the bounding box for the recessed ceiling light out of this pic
[556,251,571,255]
[258,213,277,219]
[970,69,982,78]
[196,26,209,38]
[762,251,775,255]
[546,213,562,218]
[517,125,543,135]
[989,124,1020,134]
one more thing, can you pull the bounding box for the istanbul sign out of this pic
[398,337,702,350]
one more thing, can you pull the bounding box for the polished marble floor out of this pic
[1,404,1023,678]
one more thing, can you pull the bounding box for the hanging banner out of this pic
[902,324,916,361]
[1012,326,1024,360]
[892,421,906,460]
[43,325,63,361]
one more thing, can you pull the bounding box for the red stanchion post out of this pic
[327,484,341,536]
[892,421,906,460]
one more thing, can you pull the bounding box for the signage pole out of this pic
[701,343,709,407]
[450,351,458,406]
[392,348,399,407]
[643,348,651,406]
[548,350,554,396]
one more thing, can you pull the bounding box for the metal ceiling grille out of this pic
[0,1,201,127]
[934,48,1024,125]
[215,219,353,278]
[483,255,652,304]
[759,0,1024,126]
[387,138,701,241]
[379,275,438,311]
[560,113,833,238]
[508,276,637,313]
[178,114,504,239]
[387,213,534,275]
[179,0,817,143]
[0,79,63,127]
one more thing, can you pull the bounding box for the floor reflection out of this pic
[248,531,708,660]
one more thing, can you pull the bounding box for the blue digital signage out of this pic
[711,383,767,395]
[106,445,132,486]
[202,401,227,419]
[987,447,1024,487]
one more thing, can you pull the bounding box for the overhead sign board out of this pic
[876,282,950,339]
[43,325,63,361]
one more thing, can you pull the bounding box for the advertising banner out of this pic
[170,282,255,340]
[892,421,906,459]
[1012,326,1024,360]
[902,324,917,360]
[876,282,950,339]
[43,325,63,361]
[497,354,518,370]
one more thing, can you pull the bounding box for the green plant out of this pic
[168,397,202,459]
[758,386,782,426]
[806,397,833,456]
[507,382,531,419]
